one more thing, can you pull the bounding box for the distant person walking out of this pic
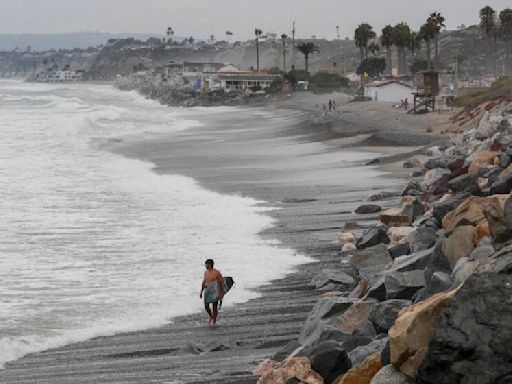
[332,100,336,113]
[328,99,332,113]
[200,259,225,325]
[404,98,409,111]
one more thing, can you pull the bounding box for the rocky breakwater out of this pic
[254,99,512,384]
[116,77,274,108]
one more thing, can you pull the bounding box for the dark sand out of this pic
[0,93,445,384]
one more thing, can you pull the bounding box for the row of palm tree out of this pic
[354,12,445,76]
[479,6,512,76]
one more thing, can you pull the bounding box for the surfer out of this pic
[200,259,225,325]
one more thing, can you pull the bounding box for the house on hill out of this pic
[364,80,413,103]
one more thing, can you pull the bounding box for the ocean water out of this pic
[0,80,310,368]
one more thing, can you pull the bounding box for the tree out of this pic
[381,25,395,74]
[429,12,445,69]
[225,30,234,44]
[408,31,422,58]
[480,6,498,75]
[295,41,320,74]
[500,8,512,75]
[410,59,428,74]
[255,28,263,71]
[393,22,412,74]
[166,26,174,43]
[356,57,386,78]
[368,42,380,56]
[354,23,376,64]
[281,34,288,71]
[420,21,436,70]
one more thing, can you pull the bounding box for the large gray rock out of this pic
[370,365,414,384]
[365,275,387,301]
[447,174,477,194]
[348,337,389,367]
[357,227,390,249]
[424,237,452,282]
[299,297,357,347]
[469,237,495,260]
[490,173,512,194]
[388,243,411,260]
[390,248,434,272]
[417,272,512,384]
[442,225,476,269]
[355,204,382,214]
[409,227,437,253]
[310,269,355,290]
[350,244,392,275]
[432,192,472,223]
[369,299,411,333]
[424,157,451,170]
[385,270,426,300]
[413,271,453,302]
[301,341,352,384]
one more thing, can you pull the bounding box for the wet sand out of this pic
[0,93,446,384]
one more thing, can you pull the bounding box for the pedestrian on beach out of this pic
[404,98,409,111]
[332,100,336,113]
[322,104,326,115]
[328,99,332,113]
[200,259,225,325]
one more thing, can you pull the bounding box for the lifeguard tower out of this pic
[411,71,439,114]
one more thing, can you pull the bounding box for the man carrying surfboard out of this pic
[200,259,225,325]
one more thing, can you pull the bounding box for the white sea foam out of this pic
[0,80,310,368]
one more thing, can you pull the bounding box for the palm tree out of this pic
[255,28,263,71]
[295,41,320,74]
[166,26,174,44]
[420,21,436,70]
[354,23,376,64]
[393,22,412,74]
[281,34,288,71]
[381,25,394,74]
[225,30,233,44]
[480,6,498,76]
[409,31,422,59]
[429,12,445,69]
[500,8,512,75]
[368,42,380,56]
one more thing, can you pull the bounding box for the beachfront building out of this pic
[45,70,85,82]
[214,73,280,91]
[364,80,413,103]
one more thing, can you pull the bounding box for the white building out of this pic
[47,70,84,82]
[364,80,413,103]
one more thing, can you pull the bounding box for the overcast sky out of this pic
[1,0,511,40]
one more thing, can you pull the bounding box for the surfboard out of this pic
[204,277,234,304]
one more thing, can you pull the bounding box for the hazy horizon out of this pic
[1,0,511,42]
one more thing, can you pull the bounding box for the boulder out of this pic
[409,227,437,253]
[385,270,426,300]
[420,168,451,192]
[413,271,453,303]
[368,191,401,202]
[353,322,378,338]
[356,205,383,214]
[380,341,391,366]
[490,173,512,194]
[390,248,434,272]
[401,181,420,196]
[473,218,491,245]
[348,280,370,299]
[432,192,472,224]
[350,244,392,274]
[447,173,477,194]
[387,227,415,247]
[348,338,388,367]
[365,276,387,302]
[342,243,358,253]
[469,237,494,260]
[357,227,391,249]
[485,194,512,248]
[310,269,355,291]
[417,273,512,384]
[403,158,421,168]
[304,341,352,384]
[369,300,412,333]
[370,365,413,384]
[339,232,357,244]
[337,300,375,335]
[423,237,452,282]
[451,257,480,285]
[299,297,357,347]
[256,356,324,384]
[468,150,499,177]
[424,157,450,170]
[442,195,509,235]
[337,353,382,384]
[387,243,411,260]
[499,153,511,168]
[388,288,459,379]
[379,210,412,226]
[399,196,425,220]
[442,225,476,269]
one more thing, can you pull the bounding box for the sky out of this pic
[0,0,511,40]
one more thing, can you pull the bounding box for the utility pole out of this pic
[336,25,340,40]
[291,19,296,70]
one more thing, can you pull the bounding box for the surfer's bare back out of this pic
[200,259,225,325]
